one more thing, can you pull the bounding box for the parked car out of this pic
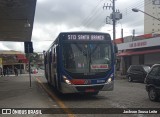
[126,65,150,82]
[145,64,160,101]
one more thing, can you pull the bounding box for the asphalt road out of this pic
[36,70,160,117]
[47,79,160,117]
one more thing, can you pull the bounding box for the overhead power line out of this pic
[81,0,103,27]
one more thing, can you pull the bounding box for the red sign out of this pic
[129,41,147,48]
[91,64,108,69]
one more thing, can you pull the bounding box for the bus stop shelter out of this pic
[0,0,37,42]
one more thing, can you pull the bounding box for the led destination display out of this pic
[67,34,106,41]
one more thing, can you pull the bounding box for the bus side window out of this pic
[46,53,49,64]
[53,48,54,62]
[53,48,56,62]
[45,54,47,64]
[49,51,52,63]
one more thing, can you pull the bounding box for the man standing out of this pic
[14,67,18,76]
[3,68,6,76]
[0,67,2,77]
[6,67,9,76]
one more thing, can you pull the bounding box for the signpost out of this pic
[24,42,33,87]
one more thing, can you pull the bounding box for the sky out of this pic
[0,0,145,52]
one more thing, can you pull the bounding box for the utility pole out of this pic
[103,0,122,45]
[103,0,122,77]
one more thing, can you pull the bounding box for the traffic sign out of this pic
[24,41,33,53]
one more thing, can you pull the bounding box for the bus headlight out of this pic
[106,73,113,84]
[107,78,112,83]
[63,75,72,85]
[106,77,112,84]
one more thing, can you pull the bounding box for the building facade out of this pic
[115,0,160,74]
[0,50,28,75]
[117,34,160,74]
[144,0,160,34]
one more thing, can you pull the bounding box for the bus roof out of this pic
[59,31,110,35]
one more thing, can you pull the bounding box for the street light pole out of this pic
[132,8,160,21]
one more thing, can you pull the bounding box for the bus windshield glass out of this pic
[62,43,112,73]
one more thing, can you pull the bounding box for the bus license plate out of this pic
[85,89,95,92]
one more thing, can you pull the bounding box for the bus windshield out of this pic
[62,43,112,74]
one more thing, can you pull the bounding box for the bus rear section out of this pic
[45,32,115,94]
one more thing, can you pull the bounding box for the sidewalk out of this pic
[0,74,69,117]
[0,75,57,108]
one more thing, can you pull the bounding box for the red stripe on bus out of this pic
[70,79,85,85]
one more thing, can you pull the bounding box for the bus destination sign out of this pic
[67,34,105,41]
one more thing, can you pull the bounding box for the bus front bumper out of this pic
[60,81,114,93]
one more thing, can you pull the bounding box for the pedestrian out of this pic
[0,67,2,77]
[14,67,18,76]
[3,68,6,76]
[6,67,9,76]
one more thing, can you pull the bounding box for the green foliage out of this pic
[25,52,40,63]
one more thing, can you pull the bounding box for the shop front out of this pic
[117,37,160,74]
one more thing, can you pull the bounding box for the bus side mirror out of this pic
[114,44,118,53]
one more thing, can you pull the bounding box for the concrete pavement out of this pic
[0,73,69,117]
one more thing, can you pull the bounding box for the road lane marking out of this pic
[36,78,76,117]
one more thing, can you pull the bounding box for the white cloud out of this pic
[0,42,23,51]
[0,0,145,52]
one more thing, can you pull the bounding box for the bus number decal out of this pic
[97,80,105,83]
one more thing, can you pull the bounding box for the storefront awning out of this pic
[16,54,28,63]
[118,49,160,56]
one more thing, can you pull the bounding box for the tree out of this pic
[25,52,40,66]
